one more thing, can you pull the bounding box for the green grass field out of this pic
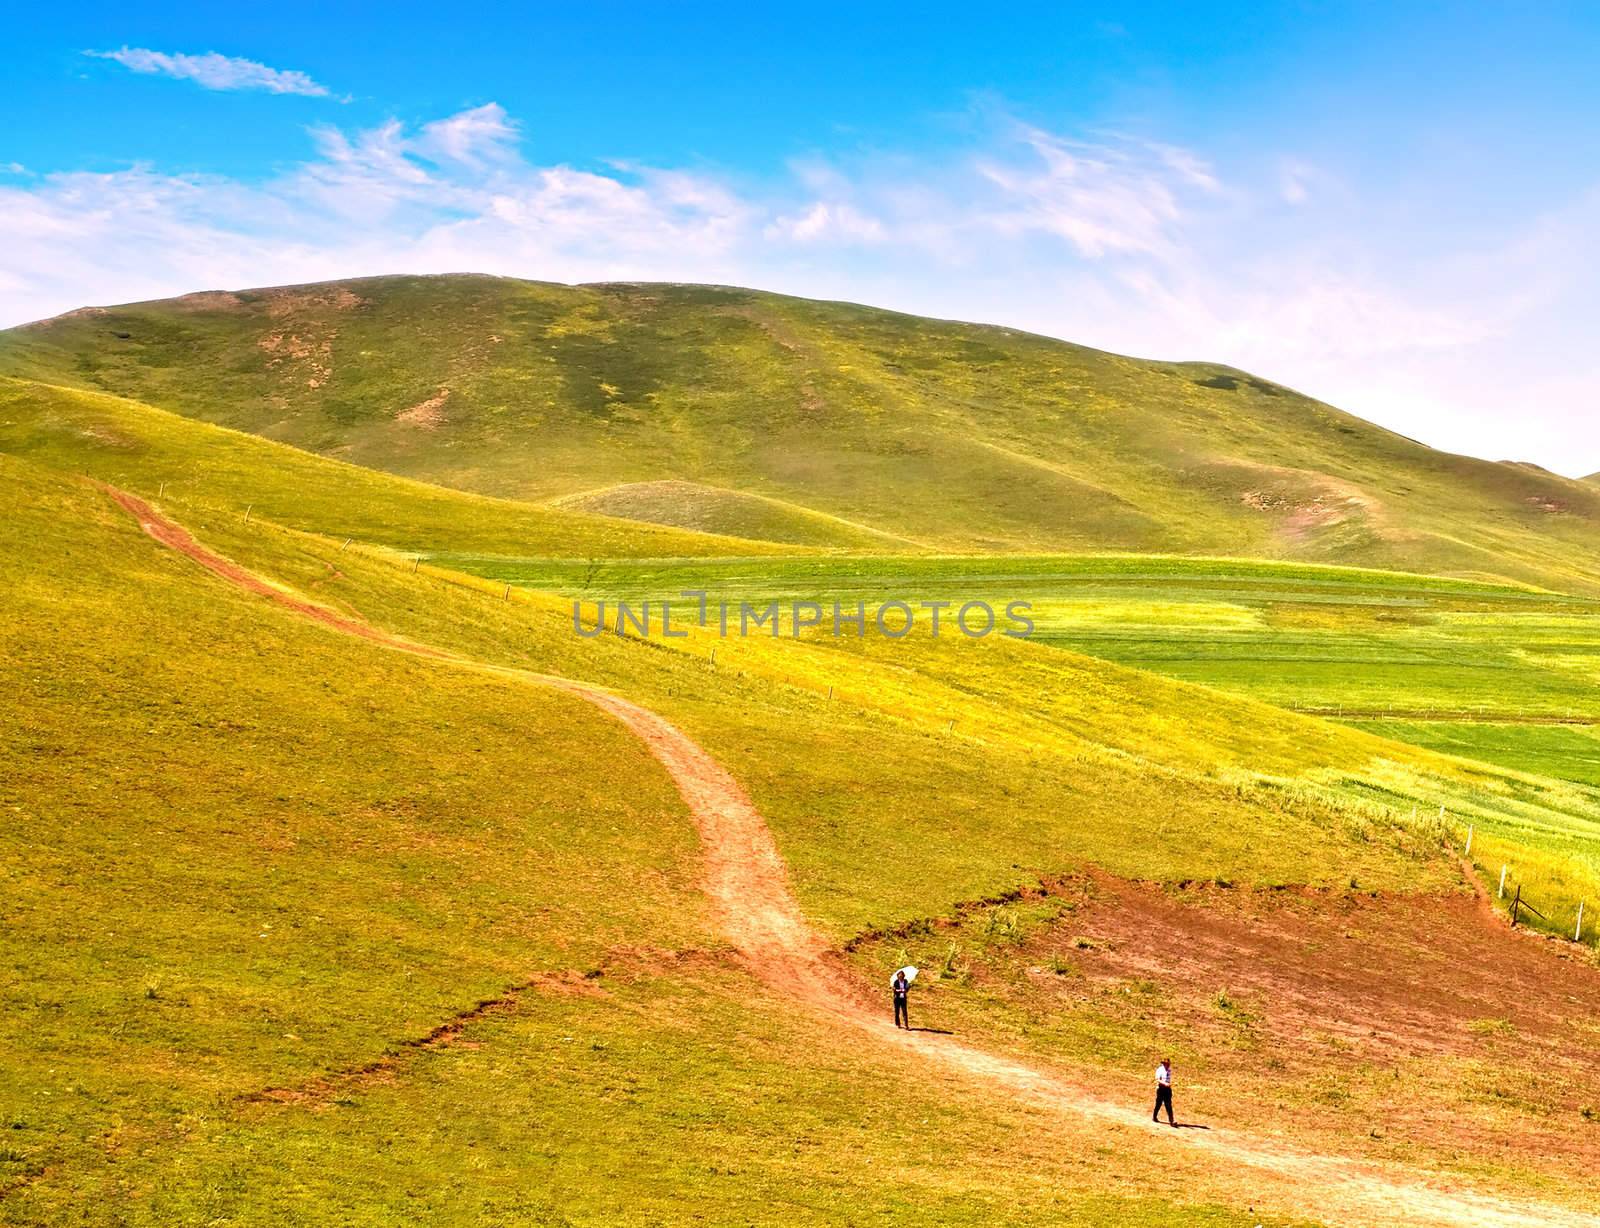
[1356,721,1600,787]
[10,371,1600,928]
[436,549,1600,933]
[5,454,1352,1225]
[0,377,790,558]
[9,276,1600,1224]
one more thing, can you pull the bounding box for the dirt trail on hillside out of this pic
[107,487,1599,1228]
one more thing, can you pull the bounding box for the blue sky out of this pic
[6,3,1600,471]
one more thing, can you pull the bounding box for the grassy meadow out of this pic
[3,453,1346,1225]
[0,377,789,559]
[9,276,1600,1223]
[10,374,1600,925]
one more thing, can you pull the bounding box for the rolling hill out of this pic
[0,376,792,559]
[551,478,916,548]
[11,273,1600,1225]
[9,442,1600,1224]
[6,274,1600,592]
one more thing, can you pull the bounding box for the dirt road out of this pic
[107,487,1599,1228]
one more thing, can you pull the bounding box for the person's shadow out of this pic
[1171,1122,1210,1130]
[908,1026,953,1035]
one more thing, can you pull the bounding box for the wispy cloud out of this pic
[974,125,1212,257]
[765,201,885,243]
[418,103,519,167]
[87,48,332,98]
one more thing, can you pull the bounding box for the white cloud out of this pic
[1148,141,1222,192]
[766,201,885,243]
[418,103,519,167]
[973,125,1205,258]
[2,101,1598,473]
[0,107,756,324]
[87,48,331,97]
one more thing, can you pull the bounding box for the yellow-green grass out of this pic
[554,478,916,549]
[37,412,1587,946]
[0,376,794,559]
[168,495,1469,933]
[15,365,1596,759]
[6,274,1600,591]
[19,966,1317,1228]
[795,616,1600,941]
[462,551,1599,717]
[7,451,1596,1222]
[2,384,1501,921]
[480,552,1600,775]
[1468,829,1596,943]
[1356,721,1600,788]
[207,518,1600,946]
[0,456,710,1206]
[1,454,1337,1224]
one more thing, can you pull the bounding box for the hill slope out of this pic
[0,376,791,559]
[551,478,916,548]
[12,442,1600,1219]
[6,274,1600,589]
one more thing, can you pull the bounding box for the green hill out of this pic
[6,274,1600,591]
[552,478,915,548]
[0,376,792,559]
[9,438,1600,1221]
[0,451,1429,1222]
[12,274,1600,1224]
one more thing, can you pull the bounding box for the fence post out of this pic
[1577,900,1585,942]
[412,557,420,573]
[1498,864,1507,898]
[505,584,512,600]
[827,686,834,700]
[340,538,352,552]
[1464,825,1473,856]
[158,481,166,497]
[1511,884,1522,927]
[244,504,253,523]
[946,719,956,733]
[710,646,717,668]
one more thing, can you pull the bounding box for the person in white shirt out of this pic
[1153,1058,1175,1125]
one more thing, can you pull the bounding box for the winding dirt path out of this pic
[108,487,1599,1228]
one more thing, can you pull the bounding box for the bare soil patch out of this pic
[1058,874,1600,1060]
[870,870,1600,1203]
[397,388,450,429]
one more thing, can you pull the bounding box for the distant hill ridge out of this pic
[5,272,1600,592]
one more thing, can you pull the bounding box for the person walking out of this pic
[1153,1058,1175,1125]
[892,969,911,1029]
